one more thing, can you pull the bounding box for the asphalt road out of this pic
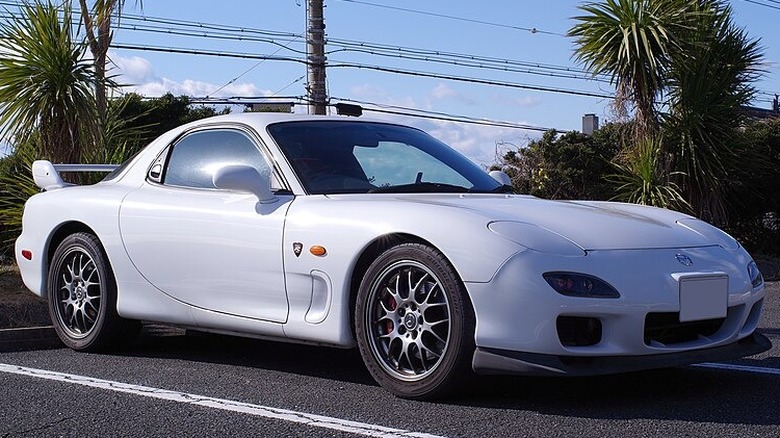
[1,284,778,438]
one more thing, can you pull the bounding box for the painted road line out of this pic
[692,362,780,376]
[0,363,444,438]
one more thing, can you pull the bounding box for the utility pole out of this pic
[306,0,327,115]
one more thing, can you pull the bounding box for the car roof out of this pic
[186,112,394,128]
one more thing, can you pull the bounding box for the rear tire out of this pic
[47,232,137,351]
[355,243,475,399]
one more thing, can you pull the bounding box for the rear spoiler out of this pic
[32,160,119,191]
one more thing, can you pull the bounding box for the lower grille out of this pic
[644,312,724,346]
[557,316,602,347]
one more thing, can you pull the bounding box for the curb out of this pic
[0,326,61,352]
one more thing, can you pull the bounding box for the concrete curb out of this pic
[0,326,61,352]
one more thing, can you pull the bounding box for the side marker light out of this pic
[310,245,327,256]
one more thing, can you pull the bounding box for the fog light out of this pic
[543,272,619,298]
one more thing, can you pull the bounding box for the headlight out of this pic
[488,221,585,256]
[748,261,763,288]
[543,272,620,298]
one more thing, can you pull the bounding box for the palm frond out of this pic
[0,2,98,163]
[608,137,691,211]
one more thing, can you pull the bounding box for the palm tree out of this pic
[0,2,97,163]
[663,1,763,224]
[568,0,693,139]
[608,136,690,211]
[78,0,142,119]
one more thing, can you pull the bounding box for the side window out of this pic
[163,129,273,189]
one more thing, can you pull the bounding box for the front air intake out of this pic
[557,316,602,347]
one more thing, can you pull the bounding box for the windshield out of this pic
[267,121,506,195]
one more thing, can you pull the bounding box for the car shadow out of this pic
[119,324,780,427]
[121,324,376,386]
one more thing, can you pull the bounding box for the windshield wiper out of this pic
[369,182,470,193]
[489,184,516,194]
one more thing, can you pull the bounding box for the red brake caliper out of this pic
[384,295,397,334]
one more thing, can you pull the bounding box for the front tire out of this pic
[47,232,136,351]
[355,243,475,399]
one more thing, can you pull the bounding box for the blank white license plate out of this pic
[679,275,728,322]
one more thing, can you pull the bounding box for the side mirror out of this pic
[212,164,277,204]
[489,170,512,187]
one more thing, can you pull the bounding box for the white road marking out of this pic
[0,363,444,438]
[692,362,780,376]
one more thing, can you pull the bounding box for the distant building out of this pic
[246,102,294,113]
[582,113,599,135]
[741,95,779,120]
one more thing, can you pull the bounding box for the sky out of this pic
[7,0,780,164]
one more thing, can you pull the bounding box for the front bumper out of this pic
[467,246,765,357]
[472,331,772,376]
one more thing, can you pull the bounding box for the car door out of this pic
[119,126,291,323]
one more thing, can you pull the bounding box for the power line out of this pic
[209,37,305,97]
[269,75,307,97]
[327,37,600,77]
[110,10,604,83]
[0,0,590,82]
[109,42,613,100]
[111,43,308,64]
[741,0,780,11]
[329,62,614,98]
[329,96,561,132]
[327,46,609,83]
[0,0,774,108]
[0,0,615,89]
[333,0,564,36]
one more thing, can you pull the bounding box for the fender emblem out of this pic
[293,242,303,257]
[675,254,693,266]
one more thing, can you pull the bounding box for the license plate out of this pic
[679,275,728,322]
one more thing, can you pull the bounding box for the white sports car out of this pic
[15,113,770,399]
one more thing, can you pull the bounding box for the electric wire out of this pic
[0,0,775,109]
[328,96,560,132]
[328,62,614,98]
[741,0,780,11]
[333,0,564,36]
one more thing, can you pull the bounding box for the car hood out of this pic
[351,194,717,251]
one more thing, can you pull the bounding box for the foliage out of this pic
[608,137,690,211]
[77,0,142,117]
[0,142,40,257]
[571,0,764,229]
[569,0,694,137]
[723,118,780,256]
[501,127,620,200]
[663,0,763,225]
[111,93,230,154]
[0,2,97,163]
[0,91,228,255]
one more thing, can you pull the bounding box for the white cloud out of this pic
[491,93,542,108]
[429,83,458,100]
[127,78,270,98]
[421,119,537,167]
[110,52,156,84]
[350,84,418,108]
[101,55,543,166]
[427,83,477,106]
[347,83,540,166]
[109,51,272,98]
[514,96,542,107]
